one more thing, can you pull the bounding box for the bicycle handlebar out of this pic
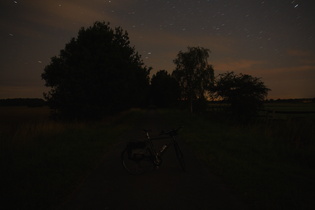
[159,126,183,137]
[143,126,183,139]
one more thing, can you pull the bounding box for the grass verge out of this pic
[1,109,140,209]
[156,109,315,209]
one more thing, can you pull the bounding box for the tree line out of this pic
[41,21,270,120]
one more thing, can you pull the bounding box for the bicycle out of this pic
[121,127,185,174]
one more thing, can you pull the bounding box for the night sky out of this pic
[1,0,315,99]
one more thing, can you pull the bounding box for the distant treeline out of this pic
[1,98,313,108]
[0,98,46,107]
[265,98,315,103]
[208,98,315,104]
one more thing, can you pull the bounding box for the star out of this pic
[1,0,314,99]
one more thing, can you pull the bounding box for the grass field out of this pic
[264,102,315,112]
[262,102,315,120]
[177,111,315,209]
[1,104,314,209]
[1,107,136,209]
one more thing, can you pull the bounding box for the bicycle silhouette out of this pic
[121,127,185,174]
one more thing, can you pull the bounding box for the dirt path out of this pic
[56,110,247,210]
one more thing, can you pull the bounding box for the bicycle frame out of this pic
[122,127,185,174]
[144,129,181,166]
[144,130,167,166]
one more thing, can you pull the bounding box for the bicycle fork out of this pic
[159,143,169,155]
[153,143,169,167]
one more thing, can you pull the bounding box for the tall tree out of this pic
[150,70,180,108]
[172,47,214,113]
[42,21,150,119]
[215,71,270,117]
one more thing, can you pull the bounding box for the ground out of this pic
[56,111,247,210]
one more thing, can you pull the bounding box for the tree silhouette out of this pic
[172,47,214,113]
[215,71,270,118]
[41,21,150,119]
[150,70,180,108]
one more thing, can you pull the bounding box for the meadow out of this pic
[180,111,315,209]
[1,106,134,209]
[1,103,314,209]
[262,101,315,120]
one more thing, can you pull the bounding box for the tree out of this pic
[172,47,214,113]
[150,70,180,108]
[215,71,270,118]
[41,21,150,119]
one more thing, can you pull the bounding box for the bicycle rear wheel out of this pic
[174,142,185,171]
[121,147,154,175]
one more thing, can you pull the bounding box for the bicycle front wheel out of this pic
[121,147,154,175]
[174,142,185,171]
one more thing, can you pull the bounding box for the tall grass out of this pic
[1,107,314,209]
[158,109,315,209]
[1,109,137,209]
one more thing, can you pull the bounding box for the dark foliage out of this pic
[172,46,214,113]
[41,21,150,119]
[215,71,270,118]
[150,70,180,108]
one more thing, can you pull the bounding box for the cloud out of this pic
[213,59,264,73]
[251,64,315,98]
[126,28,237,73]
[287,49,314,57]
[26,1,111,30]
[1,1,115,38]
[130,28,236,52]
[0,85,48,98]
[204,53,315,99]
[287,49,315,65]
[264,65,315,80]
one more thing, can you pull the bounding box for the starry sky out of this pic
[1,0,315,99]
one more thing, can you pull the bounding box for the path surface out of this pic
[56,111,247,210]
